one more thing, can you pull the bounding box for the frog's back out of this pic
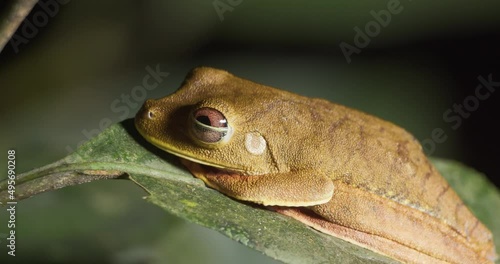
[308,97,495,262]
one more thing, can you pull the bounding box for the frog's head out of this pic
[135,67,334,206]
[135,67,280,175]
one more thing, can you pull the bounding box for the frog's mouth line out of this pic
[140,133,250,174]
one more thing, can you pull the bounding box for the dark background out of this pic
[1,1,499,263]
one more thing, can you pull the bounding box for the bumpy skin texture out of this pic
[135,67,497,264]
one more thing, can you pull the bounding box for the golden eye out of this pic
[190,107,231,143]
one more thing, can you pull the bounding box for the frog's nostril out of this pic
[147,110,155,119]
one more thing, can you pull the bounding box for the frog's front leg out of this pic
[181,159,333,206]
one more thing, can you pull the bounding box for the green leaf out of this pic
[1,119,498,264]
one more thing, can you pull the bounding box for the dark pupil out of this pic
[196,116,211,126]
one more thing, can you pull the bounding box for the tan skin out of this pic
[135,67,497,264]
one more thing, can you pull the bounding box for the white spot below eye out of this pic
[245,132,266,155]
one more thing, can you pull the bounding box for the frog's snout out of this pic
[136,99,158,121]
[135,99,162,137]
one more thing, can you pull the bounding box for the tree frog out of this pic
[135,67,497,264]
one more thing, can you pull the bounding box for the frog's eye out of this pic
[190,107,232,144]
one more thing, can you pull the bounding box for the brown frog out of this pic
[135,67,497,263]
